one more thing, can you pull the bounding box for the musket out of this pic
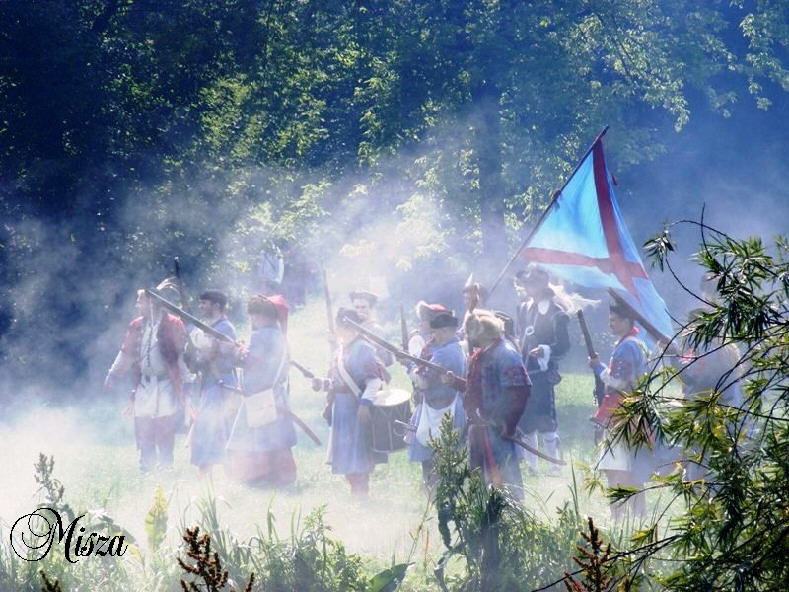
[145,289,240,346]
[289,359,316,380]
[171,257,201,358]
[340,314,467,388]
[577,310,606,407]
[399,304,409,352]
[219,382,322,446]
[173,257,190,312]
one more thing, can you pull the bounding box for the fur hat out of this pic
[465,309,503,343]
[248,294,289,332]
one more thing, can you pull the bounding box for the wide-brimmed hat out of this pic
[430,312,459,329]
[415,301,450,321]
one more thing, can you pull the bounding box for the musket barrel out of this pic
[339,314,463,380]
[145,289,239,346]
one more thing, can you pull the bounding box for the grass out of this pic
[0,297,635,590]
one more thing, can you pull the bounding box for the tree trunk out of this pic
[473,81,506,274]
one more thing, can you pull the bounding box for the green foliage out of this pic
[144,486,169,553]
[0,455,137,592]
[1,456,413,591]
[431,416,584,590]
[1,0,787,380]
[606,223,789,590]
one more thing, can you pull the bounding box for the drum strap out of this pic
[336,348,362,400]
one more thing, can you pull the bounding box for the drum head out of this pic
[372,388,411,407]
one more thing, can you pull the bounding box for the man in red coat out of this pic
[105,284,188,472]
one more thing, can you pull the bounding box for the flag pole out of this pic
[488,126,609,297]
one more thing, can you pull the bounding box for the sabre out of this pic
[473,418,566,466]
[219,382,322,446]
[394,419,416,432]
[503,433,567,466]
[145,289,240,346]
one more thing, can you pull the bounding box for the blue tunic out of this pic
[190,318,237,467]
[595,332,652,479]
[597,335,648,397]
[326,338,383,475]
[226,326,297,453]
[409,336,466,462]
[468,339,530,495]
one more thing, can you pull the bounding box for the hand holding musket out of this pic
[339,314,468,389]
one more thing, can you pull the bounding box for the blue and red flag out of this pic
[518,134,672,339]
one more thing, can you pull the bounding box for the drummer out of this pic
[407,311,466,489]
[312,308,386,500]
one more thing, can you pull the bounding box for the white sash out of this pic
[336,347,362,399]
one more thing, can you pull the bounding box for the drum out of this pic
[370,388,412,453]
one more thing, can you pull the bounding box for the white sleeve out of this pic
[361,378,383,403]
[537,344,551,372]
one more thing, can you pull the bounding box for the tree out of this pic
[0,1,786,387]
[599,222,789,590]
